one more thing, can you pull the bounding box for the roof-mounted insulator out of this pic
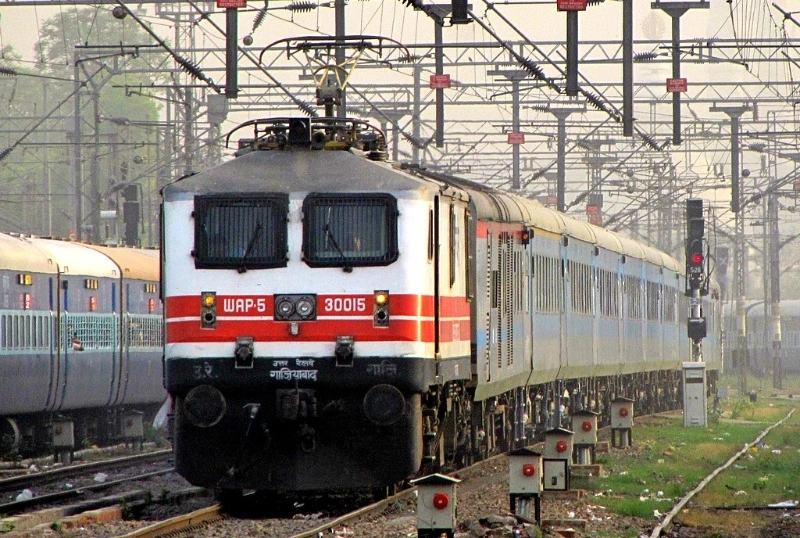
[634,52,658,62]
[587,0,605,5]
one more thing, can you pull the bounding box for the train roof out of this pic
[423,170,682,270]
[82,245,160,282]
[165,146,682,271]
[0,233,57,274]
[163,150,431,200]
[26,238,122,279]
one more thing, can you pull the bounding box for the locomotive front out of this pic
[162,119,448,492]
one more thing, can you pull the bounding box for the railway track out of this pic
[0,449,172,496]
[114,452,508,538]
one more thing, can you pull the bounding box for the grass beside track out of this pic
[581,374,800,536]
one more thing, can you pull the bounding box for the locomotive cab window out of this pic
[194,194,288,270]
[303,193,398,268]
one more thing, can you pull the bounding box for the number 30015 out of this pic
[324,297,366,313]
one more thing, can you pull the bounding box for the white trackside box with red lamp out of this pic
[610,396,635,448]
[543,427,573,491]
[571,409,599,446]
[508,447,543,524]
[571,409,599,465]
[610,397,634,429]
[410,473,460,538]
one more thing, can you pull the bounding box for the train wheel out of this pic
[0,418,20,456]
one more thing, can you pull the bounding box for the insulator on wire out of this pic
[0,66,18,77]
[633,52,658,62]
[175,56,204,80]
[516,56,545,80]
[286,1,316,11]
[639,132,660,151]
[297,99,318,117]
[402,132,427,150]
[252,7,267,32]
[587,0,605,5]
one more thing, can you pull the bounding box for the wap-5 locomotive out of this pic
[162,117,721,494]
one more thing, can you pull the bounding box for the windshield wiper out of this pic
[238,222,262,273]
[323,222,352,273]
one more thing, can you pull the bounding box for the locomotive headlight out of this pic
[275,294,317,321]
[296,297,315,318]
[183,384,226,428]
[276,298,295,318]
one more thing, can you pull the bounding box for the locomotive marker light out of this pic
[508,448,543,524]
[610,397,634,448]
[683,199,708,428]
[410,473,460,538]
[570,409,599,465]
[543,427,573,491]
[201,291,217,329]
[374,290,390,327]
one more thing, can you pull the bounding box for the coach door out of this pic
[434,194,471,376]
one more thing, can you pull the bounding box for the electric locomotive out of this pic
[162,117,721,494]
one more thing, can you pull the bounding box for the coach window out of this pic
[194,194,289,270]
[303,193,398,269]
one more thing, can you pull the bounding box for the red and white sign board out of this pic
[666,78,687,92]
[429,74,451,89]
[507,132,525,145]
[586,206,602,226]
[217,0,246,8]
[557,0,587,10]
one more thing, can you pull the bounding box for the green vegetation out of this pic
[588,394,799,520]
[0,522,16,534]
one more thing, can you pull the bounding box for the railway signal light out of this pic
[685,199,707,296]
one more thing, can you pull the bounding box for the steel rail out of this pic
[649,408,797,538]
[0,467,175,514]
[289,489,417,538]
[116,503,225,538]
[0,449,171,494]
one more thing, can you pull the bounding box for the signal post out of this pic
[683,199,708,427]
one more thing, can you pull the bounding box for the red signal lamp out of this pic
[432,492,449,510]
[619,407,629,417]
[582,421,593,432]
[691,253,703,264]
[556,440,568,453]
[522,463,536,477]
